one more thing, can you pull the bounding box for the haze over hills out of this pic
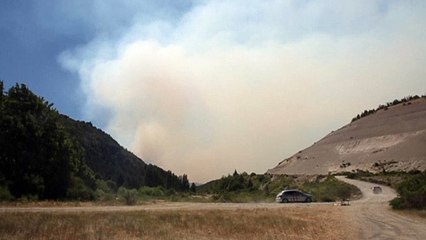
[267,96,426,175]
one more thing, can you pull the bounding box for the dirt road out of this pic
[337,176,426,239]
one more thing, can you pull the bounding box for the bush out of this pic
[118,187,138,205]
[95,189,115,201]
[94,179,116,201]
[0,185,13,201]
[302,176,360,202]
[390,197,405,209]
[67,176,95,200]
[138,186,165,197]
[390,172,426,210]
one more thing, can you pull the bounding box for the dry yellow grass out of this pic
[0,205,353,240]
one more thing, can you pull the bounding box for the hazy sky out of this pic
[1,1,426,182]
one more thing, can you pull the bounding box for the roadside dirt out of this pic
[337,176,426,239]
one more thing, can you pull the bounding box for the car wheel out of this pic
[305,198,312,203]
[282,198,289,203]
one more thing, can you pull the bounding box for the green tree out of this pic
[180,174,190,191]
[0,83,80,199]
[0,81,4,107]
[190,183,196,193]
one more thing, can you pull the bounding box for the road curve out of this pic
[336,176,426,240]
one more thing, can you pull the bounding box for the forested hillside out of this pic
[0,81,189,200]
[59,115,189,191]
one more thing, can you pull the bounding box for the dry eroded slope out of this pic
[268,98,426,175]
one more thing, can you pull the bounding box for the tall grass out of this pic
[0,206,353,240]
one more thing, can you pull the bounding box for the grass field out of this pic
[0,205,353,240]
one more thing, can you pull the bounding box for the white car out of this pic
[276,189,313,203]
[372,186,382,194]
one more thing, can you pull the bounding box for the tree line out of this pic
[0,81,191,200]
[351,95,425,122]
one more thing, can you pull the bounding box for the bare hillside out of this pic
[267,98,426,175]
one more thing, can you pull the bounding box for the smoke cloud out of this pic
[60,1,426,182]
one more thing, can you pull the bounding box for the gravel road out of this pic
[336,176,426,240]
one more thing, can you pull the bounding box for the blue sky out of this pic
[1,1,426,182]
[0,0,192,119]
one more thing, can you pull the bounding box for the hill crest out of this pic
[267,97,426,175]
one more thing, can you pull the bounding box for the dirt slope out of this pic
[337,176,426,239]
[268,98,426,175]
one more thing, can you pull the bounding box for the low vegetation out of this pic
[389,171,426,210]
[0,206,353,240]
[198,171,361,202]
[345,170,421,189]
[344,170,410,189]
[1,173,360,205]
[301,176,359,202]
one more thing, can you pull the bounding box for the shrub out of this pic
[67,176,95,200]
[390,197,404,209]
[139,186,165,197]
[0,185,13,201]
[390,172,426,210]
[95,189,115,201]
[118,187,138,205]
[94,179,116,201]
[302,176,360,202]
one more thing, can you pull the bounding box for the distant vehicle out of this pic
[340,199,350,206]
[372,186,382,194]
[276,189,313,203]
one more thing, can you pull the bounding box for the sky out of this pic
[1,1,426,183]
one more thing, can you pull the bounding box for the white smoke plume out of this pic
[60,1,426,182]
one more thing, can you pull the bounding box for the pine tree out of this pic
[190,183,196,193]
